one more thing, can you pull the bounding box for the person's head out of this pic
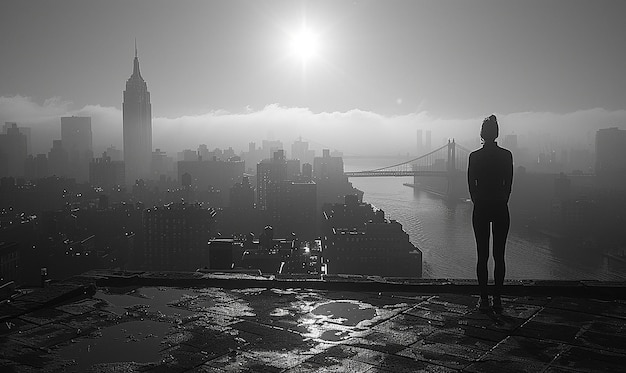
[481,115,499,143]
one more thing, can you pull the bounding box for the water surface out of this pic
[346,158,623,280]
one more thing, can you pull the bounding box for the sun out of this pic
[289,27,320,63]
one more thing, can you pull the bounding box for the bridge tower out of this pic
[447,139,456,172]
[446,139,459,199]
[343,139,470,201]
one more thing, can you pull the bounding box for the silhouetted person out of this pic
[468,115,513,312]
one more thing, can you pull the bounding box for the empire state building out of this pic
[123,45,152,184]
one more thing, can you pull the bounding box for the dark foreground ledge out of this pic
[2,270,623,322]
[69,269,626,300]
[1,269,625,373]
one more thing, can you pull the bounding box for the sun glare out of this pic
[289,27,320,63]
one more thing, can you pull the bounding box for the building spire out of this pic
[131,39,142,79]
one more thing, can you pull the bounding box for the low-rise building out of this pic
[143,202,216,271]
[323,195,422,277]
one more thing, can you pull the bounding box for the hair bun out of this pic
[481,114,499,140]
[484,114,498,125]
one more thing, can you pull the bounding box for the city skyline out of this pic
[1,0,626,156]
[1,7,626,368]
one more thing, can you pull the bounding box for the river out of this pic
[344,158,625,281]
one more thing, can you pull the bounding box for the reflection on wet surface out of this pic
[53,287,389,368]
[312,301,377,326]
[56,320,171,372]
[3,278,624,373]
[95,287,195,317]
[299,299,383,342]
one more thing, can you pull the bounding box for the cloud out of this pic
[500,108,626,151]
[2,95,625,159]
[152,105,441,156]
[0,95,72,120]
[0,96,122,156]
[74,104,123,153]
[148,106,626,156]
[0,95,72,153]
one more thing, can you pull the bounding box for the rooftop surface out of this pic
[1,270,625,372]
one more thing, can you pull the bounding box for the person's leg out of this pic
[492,203,510,299]
[472,204,490,301]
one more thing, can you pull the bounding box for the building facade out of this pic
[177,158,245,197]
[2,122,31,155]
[0,123,27,178]
[0,242,20,285]
[89,152,125,189]
[291,138,315,166]
[323,196,422,277]
[143,202,216,270]
[257,150,287,211]
[596,127,626,187]
[48,140,69,178]
[61,116,93,182]
[24,154,49,180]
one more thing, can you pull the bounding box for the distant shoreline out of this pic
[344,155,414,159]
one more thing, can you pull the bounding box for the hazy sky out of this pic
[1,0,625,155]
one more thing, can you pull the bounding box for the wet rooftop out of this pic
[1,270,625,372]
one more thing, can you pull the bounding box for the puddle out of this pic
[95,287,194,317]
[271,288,300,296]
[301,300,378,342]
[191,298,218,309]
[231,287,266,295]
[311,301,376,326]
[56,320,171,371]
[270,308,290,317]
[319,329,352,342]
[55,287,257,370]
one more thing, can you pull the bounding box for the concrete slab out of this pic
[551,345,626,373]
[1,270,625,372]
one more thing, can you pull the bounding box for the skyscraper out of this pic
[123,43,152,184]
[2,122,31,155]
[61,117,92,153]
[416,129,423,154]
[257,151,285,214]
[595,127,626,186]
[0,123,27,177]
[291,137,315,165]
[61,116,92,181]
[48,140,69,177]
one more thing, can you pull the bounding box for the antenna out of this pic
[134,38,137,58]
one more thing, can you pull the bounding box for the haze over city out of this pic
[2,2,626,371]
[2,0,625,156]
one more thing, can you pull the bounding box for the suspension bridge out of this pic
[344,140,472,199]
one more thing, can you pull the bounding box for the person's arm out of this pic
[468,153,477,203]
[504,151,513,201]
